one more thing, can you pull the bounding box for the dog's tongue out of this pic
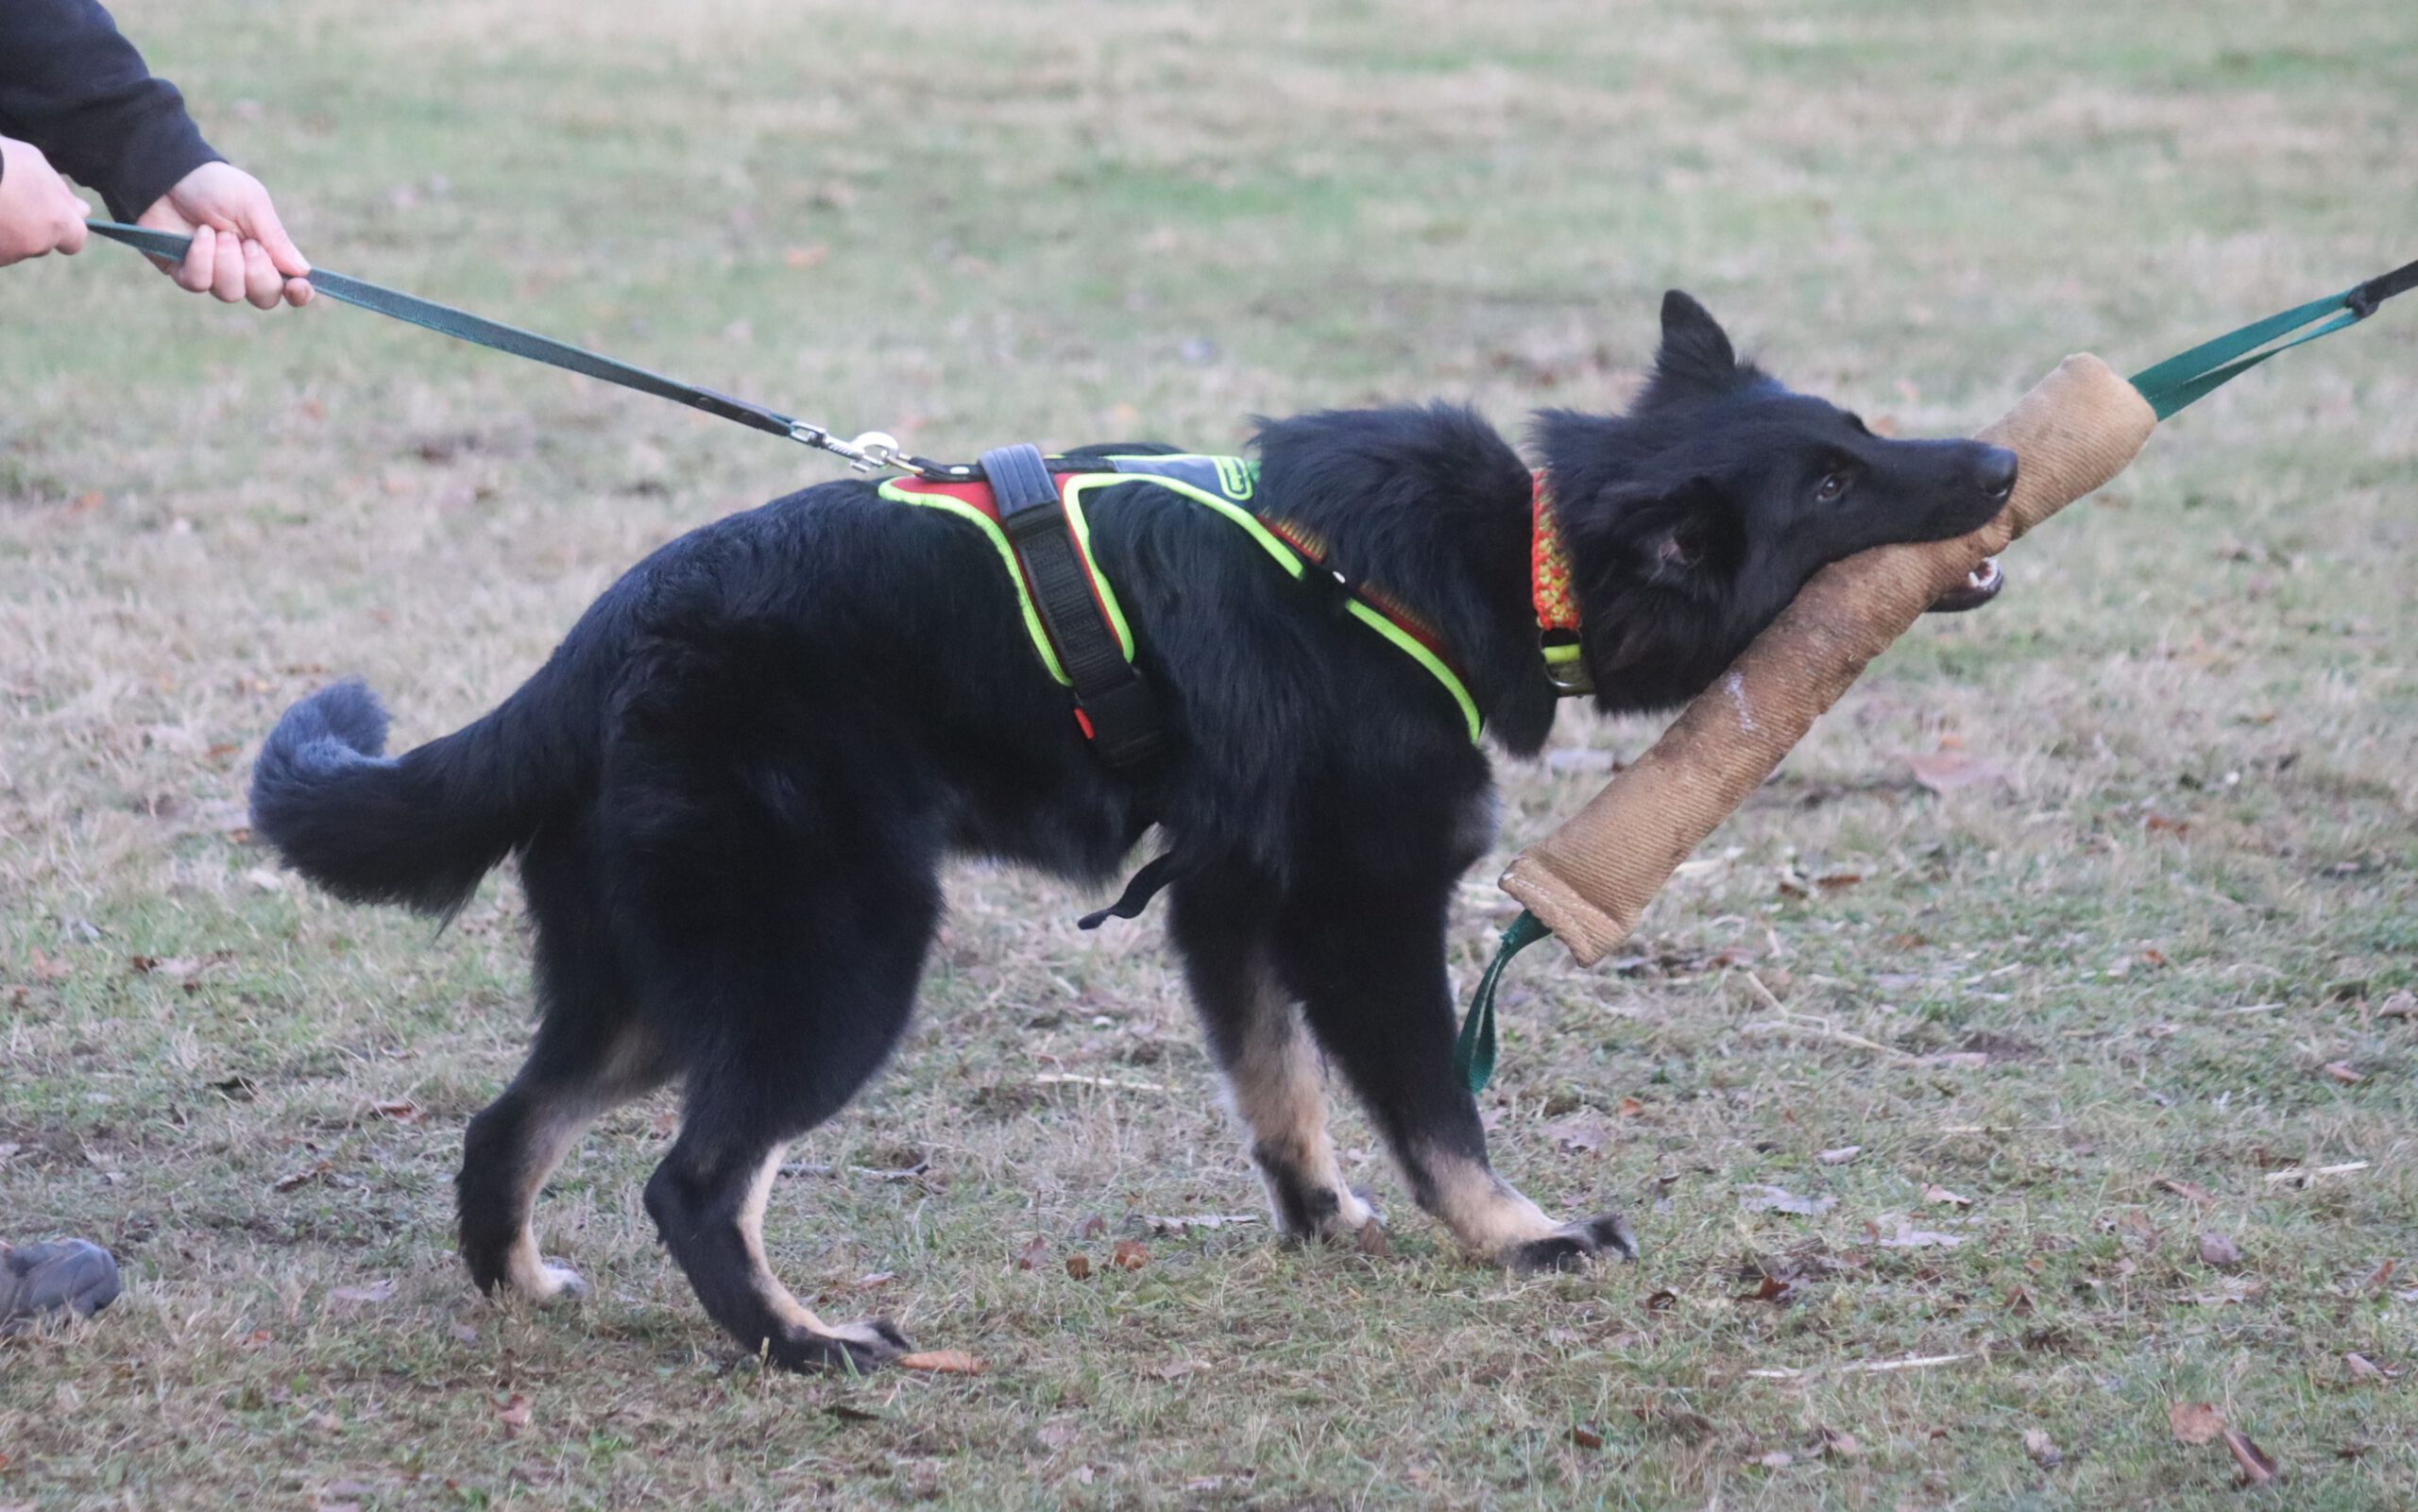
[1924,557,2003,614]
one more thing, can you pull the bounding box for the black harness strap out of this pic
[979,444,1166,768]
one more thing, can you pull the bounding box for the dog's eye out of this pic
[1814,470,1852,503]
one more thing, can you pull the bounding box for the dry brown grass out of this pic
[4,0,2415,1506]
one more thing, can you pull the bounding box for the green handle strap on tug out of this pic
[1450,256,2416,1096]
[78,218,2409,1096]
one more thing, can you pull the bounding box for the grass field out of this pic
[4,1,2415,1506]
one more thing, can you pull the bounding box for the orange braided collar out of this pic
[1531,471,1591,694]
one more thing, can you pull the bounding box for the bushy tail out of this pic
[249,675,582,916]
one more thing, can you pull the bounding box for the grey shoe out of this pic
[0,1239,122,1333]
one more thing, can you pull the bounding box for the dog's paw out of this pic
[519,1260,591,1304]
[1503,1212,1639,1273]
[763,1317,911,1374]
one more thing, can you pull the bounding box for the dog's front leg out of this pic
[1272,883,1636,1271]
[1170,873,1378,1242]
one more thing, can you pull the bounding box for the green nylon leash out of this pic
[82,220,940,474]
[1450,910,1549,1094]
[1456,254,2416,1094]
[2128,256,2417,419]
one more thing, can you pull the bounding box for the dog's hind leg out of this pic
[635,863,937,1371]
[458,1014,670,1301]
[1170,870,1376,1242]
[458,824,672,1302]
[1274,878,1635,1271]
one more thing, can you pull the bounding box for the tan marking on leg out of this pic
[497,1023,668,1302]
[1417,1147,1561,1259]
[729,1147,903,1356]
[498,1099,598,1300]
[1220,964,1374,1237]
[735,1145,831,1334]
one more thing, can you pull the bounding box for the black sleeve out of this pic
[0,0,222,221]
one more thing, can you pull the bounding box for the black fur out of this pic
[250,293,2016,1367]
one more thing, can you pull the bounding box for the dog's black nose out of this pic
[1975,446,2018,502]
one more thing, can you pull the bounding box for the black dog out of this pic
[250,292,2014,1370]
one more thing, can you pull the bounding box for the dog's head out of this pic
[1538,291,2016,714]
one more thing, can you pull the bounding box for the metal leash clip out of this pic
[790,423,907,472]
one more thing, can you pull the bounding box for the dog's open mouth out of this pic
[1924,557,2003,614]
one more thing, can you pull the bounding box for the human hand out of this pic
[0,137,94,266]
[136,160,312,309]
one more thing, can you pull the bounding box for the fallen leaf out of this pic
[1645,1289,1677,1311]
[246,867,287,892]
[367,1098,421,1124]
[2342,1351,2399,1382]
[1354,1222,1389,1257]
[782,244,828,269]
[1549,1120,1605,1153]
[495,1393,532,1435]
[1817,1426,1862,1459]
[1570,1425,1604,1450]
[1875,1218,1965,1249]
[1906,751,2007,795]
[2022,1428,2062,1467]
[274,1161,332,1193]
[2168,1402,2225,1445]
[29,947,71,981]
[2322,1062,2365,1085]
[2154,1178,2217,1205]
[897,1350,984,1374]
[328,1280,397,1307]
[1064,1254,1093,1281]
[1924,1183,1973,1208]
[1738,1184,1835,1217]
[1754,1450,1794,1469]
[2359,1258,2397,1294]
[1817,1147,1862,1165]
[2196,1232,2243,1267]
[826,1402,881,1423]
[853,1271,894,1290]
[2377,990,2415,1020]
[1013,1235,1048,1271]
[2143,813,2190,837]
[1111,1240,1149,1271]
[1076,1214,1108,1238]
[2188,1279,2267,1306]
[1618,1096,1645,1117]
[1737,1273,1797,1305]
[1152,1360,1207,1381]
[2222,1428,2277,1486]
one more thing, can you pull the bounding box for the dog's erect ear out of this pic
[1652,290,1742,396]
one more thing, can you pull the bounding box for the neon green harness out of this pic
[879,454,1483,742]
